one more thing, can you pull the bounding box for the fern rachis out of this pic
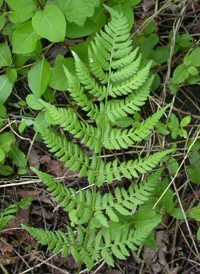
[22,5,173,272]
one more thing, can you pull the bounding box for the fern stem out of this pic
[77,15,122,273]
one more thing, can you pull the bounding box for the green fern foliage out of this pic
[23,5,173,272]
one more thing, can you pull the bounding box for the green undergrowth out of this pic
[0,0,200,273]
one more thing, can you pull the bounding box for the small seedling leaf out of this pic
[12,21,40,54]
[173,64,189,84]
[8,143,27,168]
[0,43,12,67]
[32,3,66,42]
[28,59,51,98]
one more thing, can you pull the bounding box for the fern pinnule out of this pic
[39,100,102,152]
[104,104,171,150]
[110,53,142,82]
[109,61,152,97]
[111,47,139,69]
[106,76,154,122]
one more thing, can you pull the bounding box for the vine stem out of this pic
[62,41,73,56]
[36,0,44,10]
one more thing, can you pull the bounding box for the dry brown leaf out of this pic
[47,160,79,177]
[31,207,54,219]
[6,188,40,198]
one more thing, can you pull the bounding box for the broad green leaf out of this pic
[109,0,142,7]
[26,94,44,110]
[2,22,20,42]
[8,143,27,168]
[0,148,5,162]
[156,122,170,135]
[168,81,178,95]
[0,75,13,104]
[190,47,200,67]
[173,64,189,84]
[0,43,12,67]
[13,54,28,67]
[43,88,55,103]
[188,66,199,76]
[18,168,28,175]
[0,165,13,176]
[5,0,37,14]
[52,0,100,27]
[188,202,200,221]
[9,10,33,23]
[187,151,200,185]
[18,68,28,77]
[0,103,6,118]
[132,210,161,229]
[185,74,200,85]
[183,55,191,66]
[12,21,41,54]
[19,120,26,134]
[49,56,75,91]
[167,113,179,131]
[161,187,174,213]
[180,116,191,128]
[178,33,193,48]
[28,59,51,98]
[66,5,106,39]
[150,48,170,65]
[0,0,3,8]
[197,228,200,240]
[6,67,18,83]
[0,12,5,31]
[0,132,15,153]
[32,3,66,42]
[170,208,184,220]
[112,3,134,31]
[72,40,91,62]
[34,111,50,132]
[152,74,160,91]
[168,157,179,174]
[143,19,155,35]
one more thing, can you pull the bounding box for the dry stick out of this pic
[162,0,187,107]
[153,129,200,256]
[153,128,199,209]
[129,0,173,40]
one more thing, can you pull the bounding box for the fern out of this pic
[23,5,173,272]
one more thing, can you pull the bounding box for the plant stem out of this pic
[37,0,44,10]
[62,41,73,56]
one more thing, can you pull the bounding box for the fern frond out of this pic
[93,221,160,267]
[72,51,107,99]
[104,104,170,149]
[106,76,153,122]
[31,168,93,223]
[22,225,85,260]
[39,101,102,153]
[63,66,104,125]
[88,46,108,84]
[95,168,164,222]
[105,150,172,182]
[33,124,91,177]
[109,61,152,97]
